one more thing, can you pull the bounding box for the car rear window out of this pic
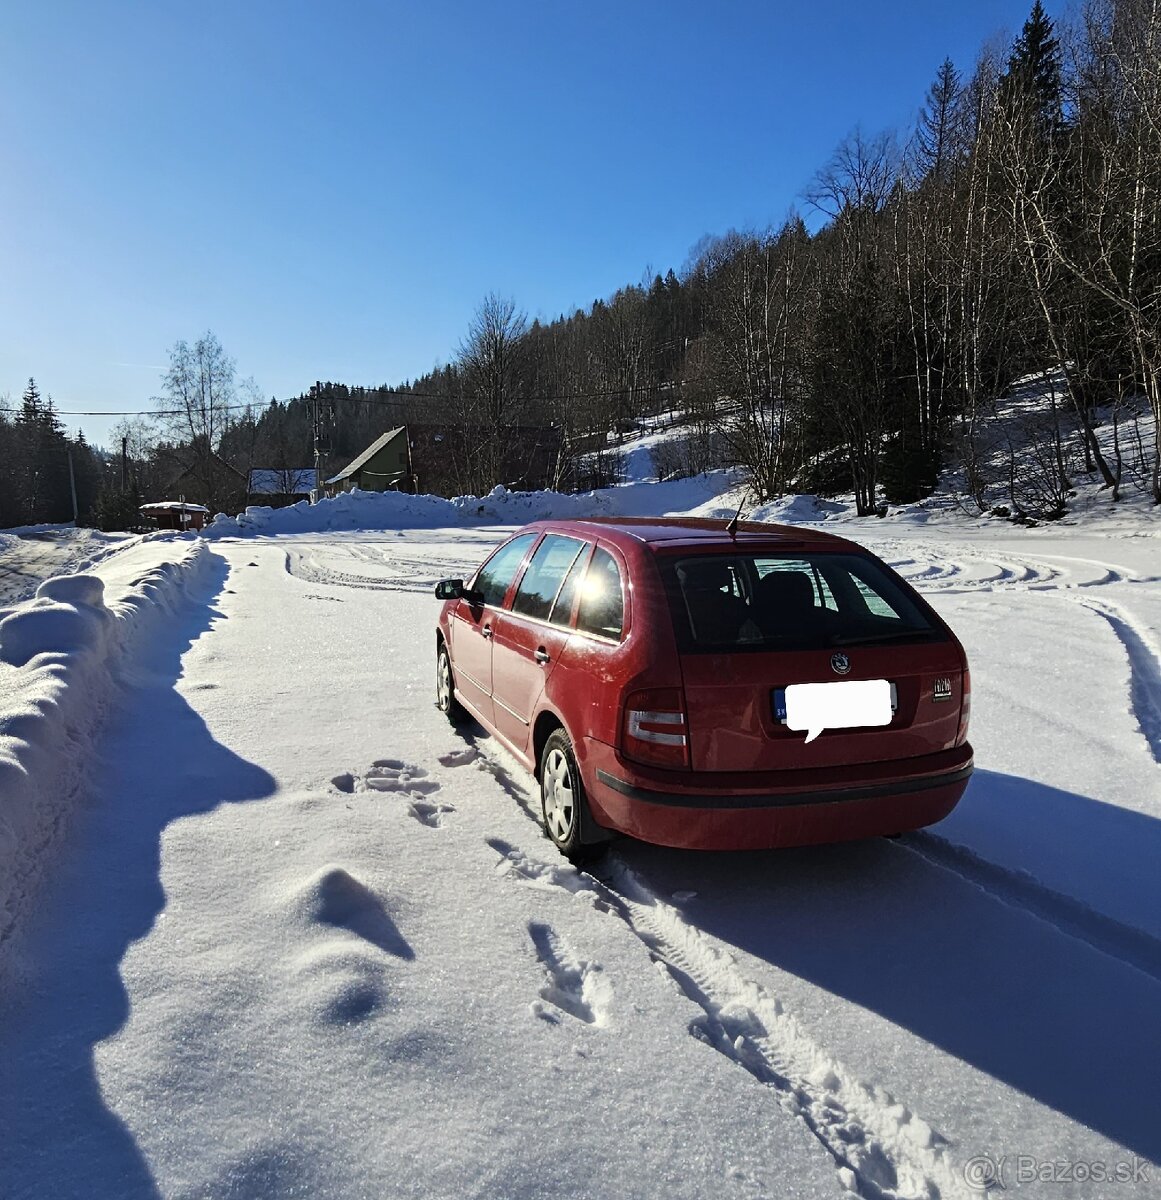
[662,552,942,652]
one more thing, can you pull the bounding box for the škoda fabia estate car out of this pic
[434,517,972,860]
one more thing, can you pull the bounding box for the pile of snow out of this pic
[206,471,742,538]
[748,494,849,524]
[0,540,215,952]
[0,522,78,538]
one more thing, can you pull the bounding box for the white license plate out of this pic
[782,679,894,743]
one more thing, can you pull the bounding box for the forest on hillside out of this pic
[3,0,1159,529]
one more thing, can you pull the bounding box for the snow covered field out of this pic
[1,486,1159,1199]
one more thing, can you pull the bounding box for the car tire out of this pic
[540,728,604,864]
[436,642,466,725]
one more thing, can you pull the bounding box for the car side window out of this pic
[576,547,624,640]
[472,534,537,608]
[548,543,592,628]
[512,535,586,621]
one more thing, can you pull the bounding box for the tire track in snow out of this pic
[602,859,963,1200]
[1070,596,1161,765]
[886,542,1159,598]
[283,547,481,594]
[488,838,962,1200]
[1038,553,1161,588]
[904,549,1062,594]
[903,832,1161,984]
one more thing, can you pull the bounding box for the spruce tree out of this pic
[13,379,72,522]
[914,58,963,182]
[13,379,43,522]
[1005,0,1063,133]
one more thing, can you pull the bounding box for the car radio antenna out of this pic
[725,483,751,539]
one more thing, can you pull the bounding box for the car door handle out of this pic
[482,624,493,639]
[534,647,550,665]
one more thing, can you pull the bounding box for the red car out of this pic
[434,517,972,860]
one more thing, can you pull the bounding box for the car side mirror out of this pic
[435,578,465,600]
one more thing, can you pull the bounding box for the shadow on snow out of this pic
[615,769,1161,1166]
[0,551,276,1200]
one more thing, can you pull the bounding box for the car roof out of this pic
[522,515,855,553]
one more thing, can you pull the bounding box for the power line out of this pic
[8,377,685,419]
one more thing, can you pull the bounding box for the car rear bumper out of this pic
[581,740,973,850]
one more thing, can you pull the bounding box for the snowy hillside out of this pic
[1,471,1159,1199]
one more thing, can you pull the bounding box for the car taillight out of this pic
[622,688,689,769]
[956,668,971,746]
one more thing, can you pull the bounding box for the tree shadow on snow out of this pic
[0,552,276,1200]
[614,769,1161,1166]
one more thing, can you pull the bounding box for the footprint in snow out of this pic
[365,758,458,824]
[330,759,457,823]
[438,746,480,768]
[365,759,444,798]
[408,799,456,828]
[528,921,612,1027]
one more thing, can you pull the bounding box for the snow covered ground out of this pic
[0,526,139,605]
[1,475,1159,1199]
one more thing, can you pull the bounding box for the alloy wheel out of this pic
[541,746,575,842]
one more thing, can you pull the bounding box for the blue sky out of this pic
[1,0,1046,447]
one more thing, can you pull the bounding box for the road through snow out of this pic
[1,522,1159,1199]
[0,528,138,606]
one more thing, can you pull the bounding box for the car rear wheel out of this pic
[436,643,466,724]
[540,729,603,864]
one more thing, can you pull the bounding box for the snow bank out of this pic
[0,540,216,950]
[205,471,742,537]
[748,494,849,524]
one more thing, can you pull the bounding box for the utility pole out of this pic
[121,436,128,490]
[310,381,322,503]
[405,426,417,493]
[309,382,336,502]
[67,449,78,524]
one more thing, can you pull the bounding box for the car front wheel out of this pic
[540,729,603,863]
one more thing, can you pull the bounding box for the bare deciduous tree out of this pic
[456,294,530,492]
[151,332,245,510]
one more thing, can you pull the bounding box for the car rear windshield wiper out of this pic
[829,628,934,647]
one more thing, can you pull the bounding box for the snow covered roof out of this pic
[139,501,211,513]
[247,468,318,495]
[326,427,407,484]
